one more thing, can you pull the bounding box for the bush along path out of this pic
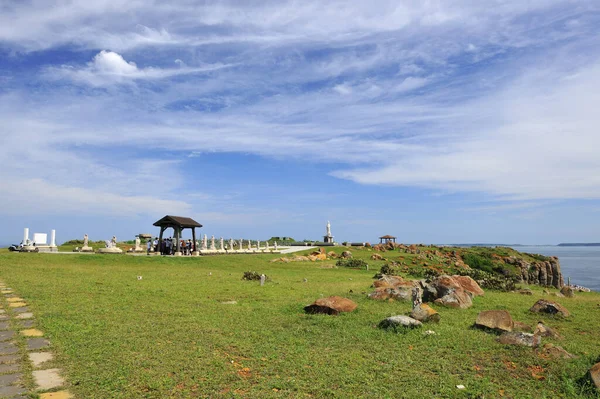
[0,279,73,399]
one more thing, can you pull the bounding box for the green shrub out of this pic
[336,259,368,269]
[462,253,495,273]
[379,263,399,275]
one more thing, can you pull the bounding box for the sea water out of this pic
[516,246,600,292]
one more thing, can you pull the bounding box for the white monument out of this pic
[81,233,94,252]
[257,240,261,251]
[229,238,234,251]
[219,237,224,251]
[266,241,270,251]
[239,239,243,252]
[247,240,252,250]
[133,236,144,253]
[201,234,208,251]
[97,235,123,254]
[210,235,216,251]
[323,220,334,243]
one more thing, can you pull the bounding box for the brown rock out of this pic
[371,253,384,261]
[475,310,513,332]
[327,251,337,259]
[534,321,561,339]
[453,275,484,296]
[537,343,577,359]
[560,286,575,298]
[518,289,533,295]
[434,289,472,309]
[513,321,533,332]
[590,362,600,391]
[304,296,357,315]
[315,253,327,261]
[426,275,474,309]
[372,244,386,252]
[340,251,352,259]
[410,303,440,323]
[498,331,541,347]
[530,299,571,317]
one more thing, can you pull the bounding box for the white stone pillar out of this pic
[50,230,56,247]
[23,227,29,244]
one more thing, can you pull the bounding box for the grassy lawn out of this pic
[0,248,598,398]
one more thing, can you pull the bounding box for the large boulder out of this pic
[453,276,485,296]
[304,296,357,316]
[590,362,600,391]
[340,251,352,259]
[410,303,440,323]
[530,299,570,317]
[434,290,473,309]
[560,286,575,298]
[423,275,483,309]
[370,276,416,302]
[475,310,513,332]
[378,315,422,330]
[498,332,541,347]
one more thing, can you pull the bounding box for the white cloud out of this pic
[47,50,231,86]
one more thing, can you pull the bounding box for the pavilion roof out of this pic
[153,215,203,228]
[379,234,396,239]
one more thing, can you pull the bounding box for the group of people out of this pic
[147,237,196,255]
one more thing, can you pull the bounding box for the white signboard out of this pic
[33,233,47,245]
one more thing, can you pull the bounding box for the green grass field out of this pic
[0,248,598,398]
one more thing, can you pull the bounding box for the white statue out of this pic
[210,235,216,251]
[135,236,141,251]
[274,241,278,250]
[111,236,117,248]
[83,234,89,247]
[239,239,243,251]
[326,220,332,237]
[257,240,261,250]
[266,241,270,250]
[229,238,234,250]
[219,237,224,251]
[247,240,251,250]
[202,234,207,251]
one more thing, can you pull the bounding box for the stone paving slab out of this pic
[11,308,29,314]
[18,320,35,329]
[0,372,22,386]
[28,352,53,368]
[20,329,43,338]
[39,391,74,399]
[0,385,26,397]
[27,338,50,351]
[0,309,5,314]
[0,355,20,365]
[0,315,8,321]
[33,368,64,390]
[14,313,32,320]
[0,342,18,356]
[0,363,20,374]
[8,303,26,309]
[0,331,15,342]
[6,298,23,303]
[0,322,9,331]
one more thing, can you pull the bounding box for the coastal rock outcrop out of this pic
[505,256,564,289]
[530,299,570,317]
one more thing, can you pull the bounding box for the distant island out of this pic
[558,243,600,247]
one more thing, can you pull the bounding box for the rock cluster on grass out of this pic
[369,276,416,301]
[560,285,575,297]
[529,299,570,317]
[534,321,561,339]
[304,296,357,316]
[423,275,483,309]
[242,271,268,281]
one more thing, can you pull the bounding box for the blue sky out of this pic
[1,0,600,245]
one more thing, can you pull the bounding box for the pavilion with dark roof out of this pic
[378,235,397,244]
[153,215,203,256]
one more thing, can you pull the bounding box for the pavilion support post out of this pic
[192,228,199,256]
[158,227,165,255]
[174,227,182,256]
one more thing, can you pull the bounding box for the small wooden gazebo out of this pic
[379,235,397,244]
[153,215,202,256]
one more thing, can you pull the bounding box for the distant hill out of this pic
[557,243,600,247]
